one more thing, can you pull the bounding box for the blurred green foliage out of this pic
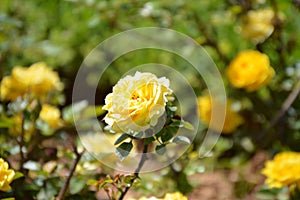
[1,0,300,199]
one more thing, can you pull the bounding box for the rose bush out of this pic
[0,62,62,101]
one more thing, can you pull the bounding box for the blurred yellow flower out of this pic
[241,8,274,44]
[198,95,243,134]
[1,76,24,101]
[0,158,15,192]
[0,62,63,101]
[39,104,61,128]
[262,152,300,188]
[227,50,275,92]
[128,192,187,200]
[103,71,172,134]
[164,192,187,200]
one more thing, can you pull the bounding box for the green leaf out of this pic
[0,116,14,128]
[114,134,129,145]
[123,175,136,184]
[70,177,86,194]
[170,120,184,128]
[171,119,194,131]
[172,136,191,144]
[82,105,105,119]
[36,119,55,136]
[161,127,178,143]
[181,121,194,131]
[87,179,99,186]
[168,106,177,112]
[145,136,155,145]
[155,144,166,155]
[115,142,133,161]
[99,178,114,188]
[13,172,24,180]
[255,187,283,199]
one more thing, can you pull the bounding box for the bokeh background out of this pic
[1,0,300,199]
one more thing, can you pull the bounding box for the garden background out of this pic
[1,0,300,199]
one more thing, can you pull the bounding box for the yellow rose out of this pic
[39,104,61,128]
[164,192,187,200]
[0,76,27,101]
[241,8,275,44]
[198,95,243,134]
[0,62,63,101]
[103,71,172,134]
[0,158,15,192]
[262,152,300,188]
[24,62,62,96]
[128,192,187,200]
[226,50,275,92]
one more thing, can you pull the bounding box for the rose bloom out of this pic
[0,62,62,101]
[241,8,275,44]
[0,158,15,192]
[198,95,243,134]
[103,71,172,134]
[262,152,300,189]
[39,104,61,128]
[164,192,187,200]
[226,50,275,92]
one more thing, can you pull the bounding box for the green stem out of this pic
[118,143,148,200]
[258,77,300,141]
[17,113,25,172]
[56,147,85,200]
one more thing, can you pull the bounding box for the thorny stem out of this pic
[259,77,300,139]
[118,143,148,200]
[56,147,85,200]
[270,0,286,66]
[17,113,25,172]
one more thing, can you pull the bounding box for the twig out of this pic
[118,143,148,200]
[270,0,286,66]
[56,147,85,200]
[259,77,300,139]
[17,113,25,172]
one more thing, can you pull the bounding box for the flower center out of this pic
[131,92,140,100]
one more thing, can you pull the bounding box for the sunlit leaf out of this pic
[172,136,191,144]
[13,172,24,180]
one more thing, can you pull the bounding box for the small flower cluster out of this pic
[0,62,63,101]
[241,8,275,44]
[1,62,63,137]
